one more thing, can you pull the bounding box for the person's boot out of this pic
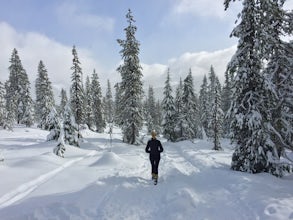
[151,173,155,180]
[154,174,158,185]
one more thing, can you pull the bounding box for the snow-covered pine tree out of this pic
[35,60,55,129]
[154,100,163,134]
[47,107,61,141]
[53,121,66,157]
[207,66,221,138]
[63,103,79,147]
[174,78,185,141]
[225,0,289,176]
[84,76,94,130]
[17,62,34,127]
[4,81,14,130]
[58,88,68,117]
[91,69,105,132]
[199,75,209,139]
[104,79,114,124]
[70,46,84,137]
[267,41,293,153]
[221,70,233,138]
[114,83,123,126]
[146,86,156,134]
[209,86,224,150]
[258,1,293,153]
[21,94,34,127]
[162,69,176,141]
[117,9,144,144]
[0,81,6,128]
[6,48,34,125]
[181,69,198,140]
[206,66,224,141]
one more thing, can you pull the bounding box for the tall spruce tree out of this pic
[221,71,233,138]
[155,100,163,134]
[146,86,156,133]
[117,9,144,144]
[70,46,84,136]
[91,69,105,132]
[162,70,176,141]
[114,83,123,126]
[35,60,55,129]
[174,78,184,141]
[6,48,34,126]
[0,81,6,127]
[105,79,114,124]
[209,85,224,150]
[258,1,293,153]
[225,0,291,176]
[181,69,198,140]
[207,66,221,138]
[59,88,68,117]
[84,76,94,129]
[199,75,209,139]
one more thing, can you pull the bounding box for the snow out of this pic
[0,126,293,220]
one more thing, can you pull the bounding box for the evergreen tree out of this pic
[47,107,61,141]
[6,48,34,125]
[154,100,163,134]
[114,83,123,126]
[117,9,144,144]
[35,60,55,129]
[162,70,176,141]
[207,66,221,138]
[209,86,224,150]
[257,1,293,153]
[181,69,198,140]
[146,86,156,133]
[84,76,94,129]
[91,69,105,132]
[225,0,290,177]
[105,79,114,124]
[59,88,68,117]
[221,71,233,137]
[4,81,14,130]
[174,78,185,141]
[70,46,84,136]
[53,123,66,158]
[267,41,293,153]
[199,75,209,139]
[63,103,79,147]
[0,81,6,128]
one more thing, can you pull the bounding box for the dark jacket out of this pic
[145,138,164,158]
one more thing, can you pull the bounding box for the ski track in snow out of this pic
[0,150,97,209]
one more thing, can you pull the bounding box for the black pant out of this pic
[150,155,160,175]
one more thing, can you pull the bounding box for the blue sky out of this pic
[0,0,292,96]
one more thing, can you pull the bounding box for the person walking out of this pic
[145,130,164,185]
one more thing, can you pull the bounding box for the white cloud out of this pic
[0,22,109,99]
[171,0,242,19]
[141,46,236,99]
[56,2,115,32]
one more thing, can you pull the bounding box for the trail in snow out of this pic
[0,150,97,209]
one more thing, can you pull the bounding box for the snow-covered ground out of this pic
[0,126,292,220]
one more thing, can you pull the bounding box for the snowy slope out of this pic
[0,126,292,220]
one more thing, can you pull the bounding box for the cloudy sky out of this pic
[0,0,291,98]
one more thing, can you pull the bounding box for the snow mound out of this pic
[90,152,125,167]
